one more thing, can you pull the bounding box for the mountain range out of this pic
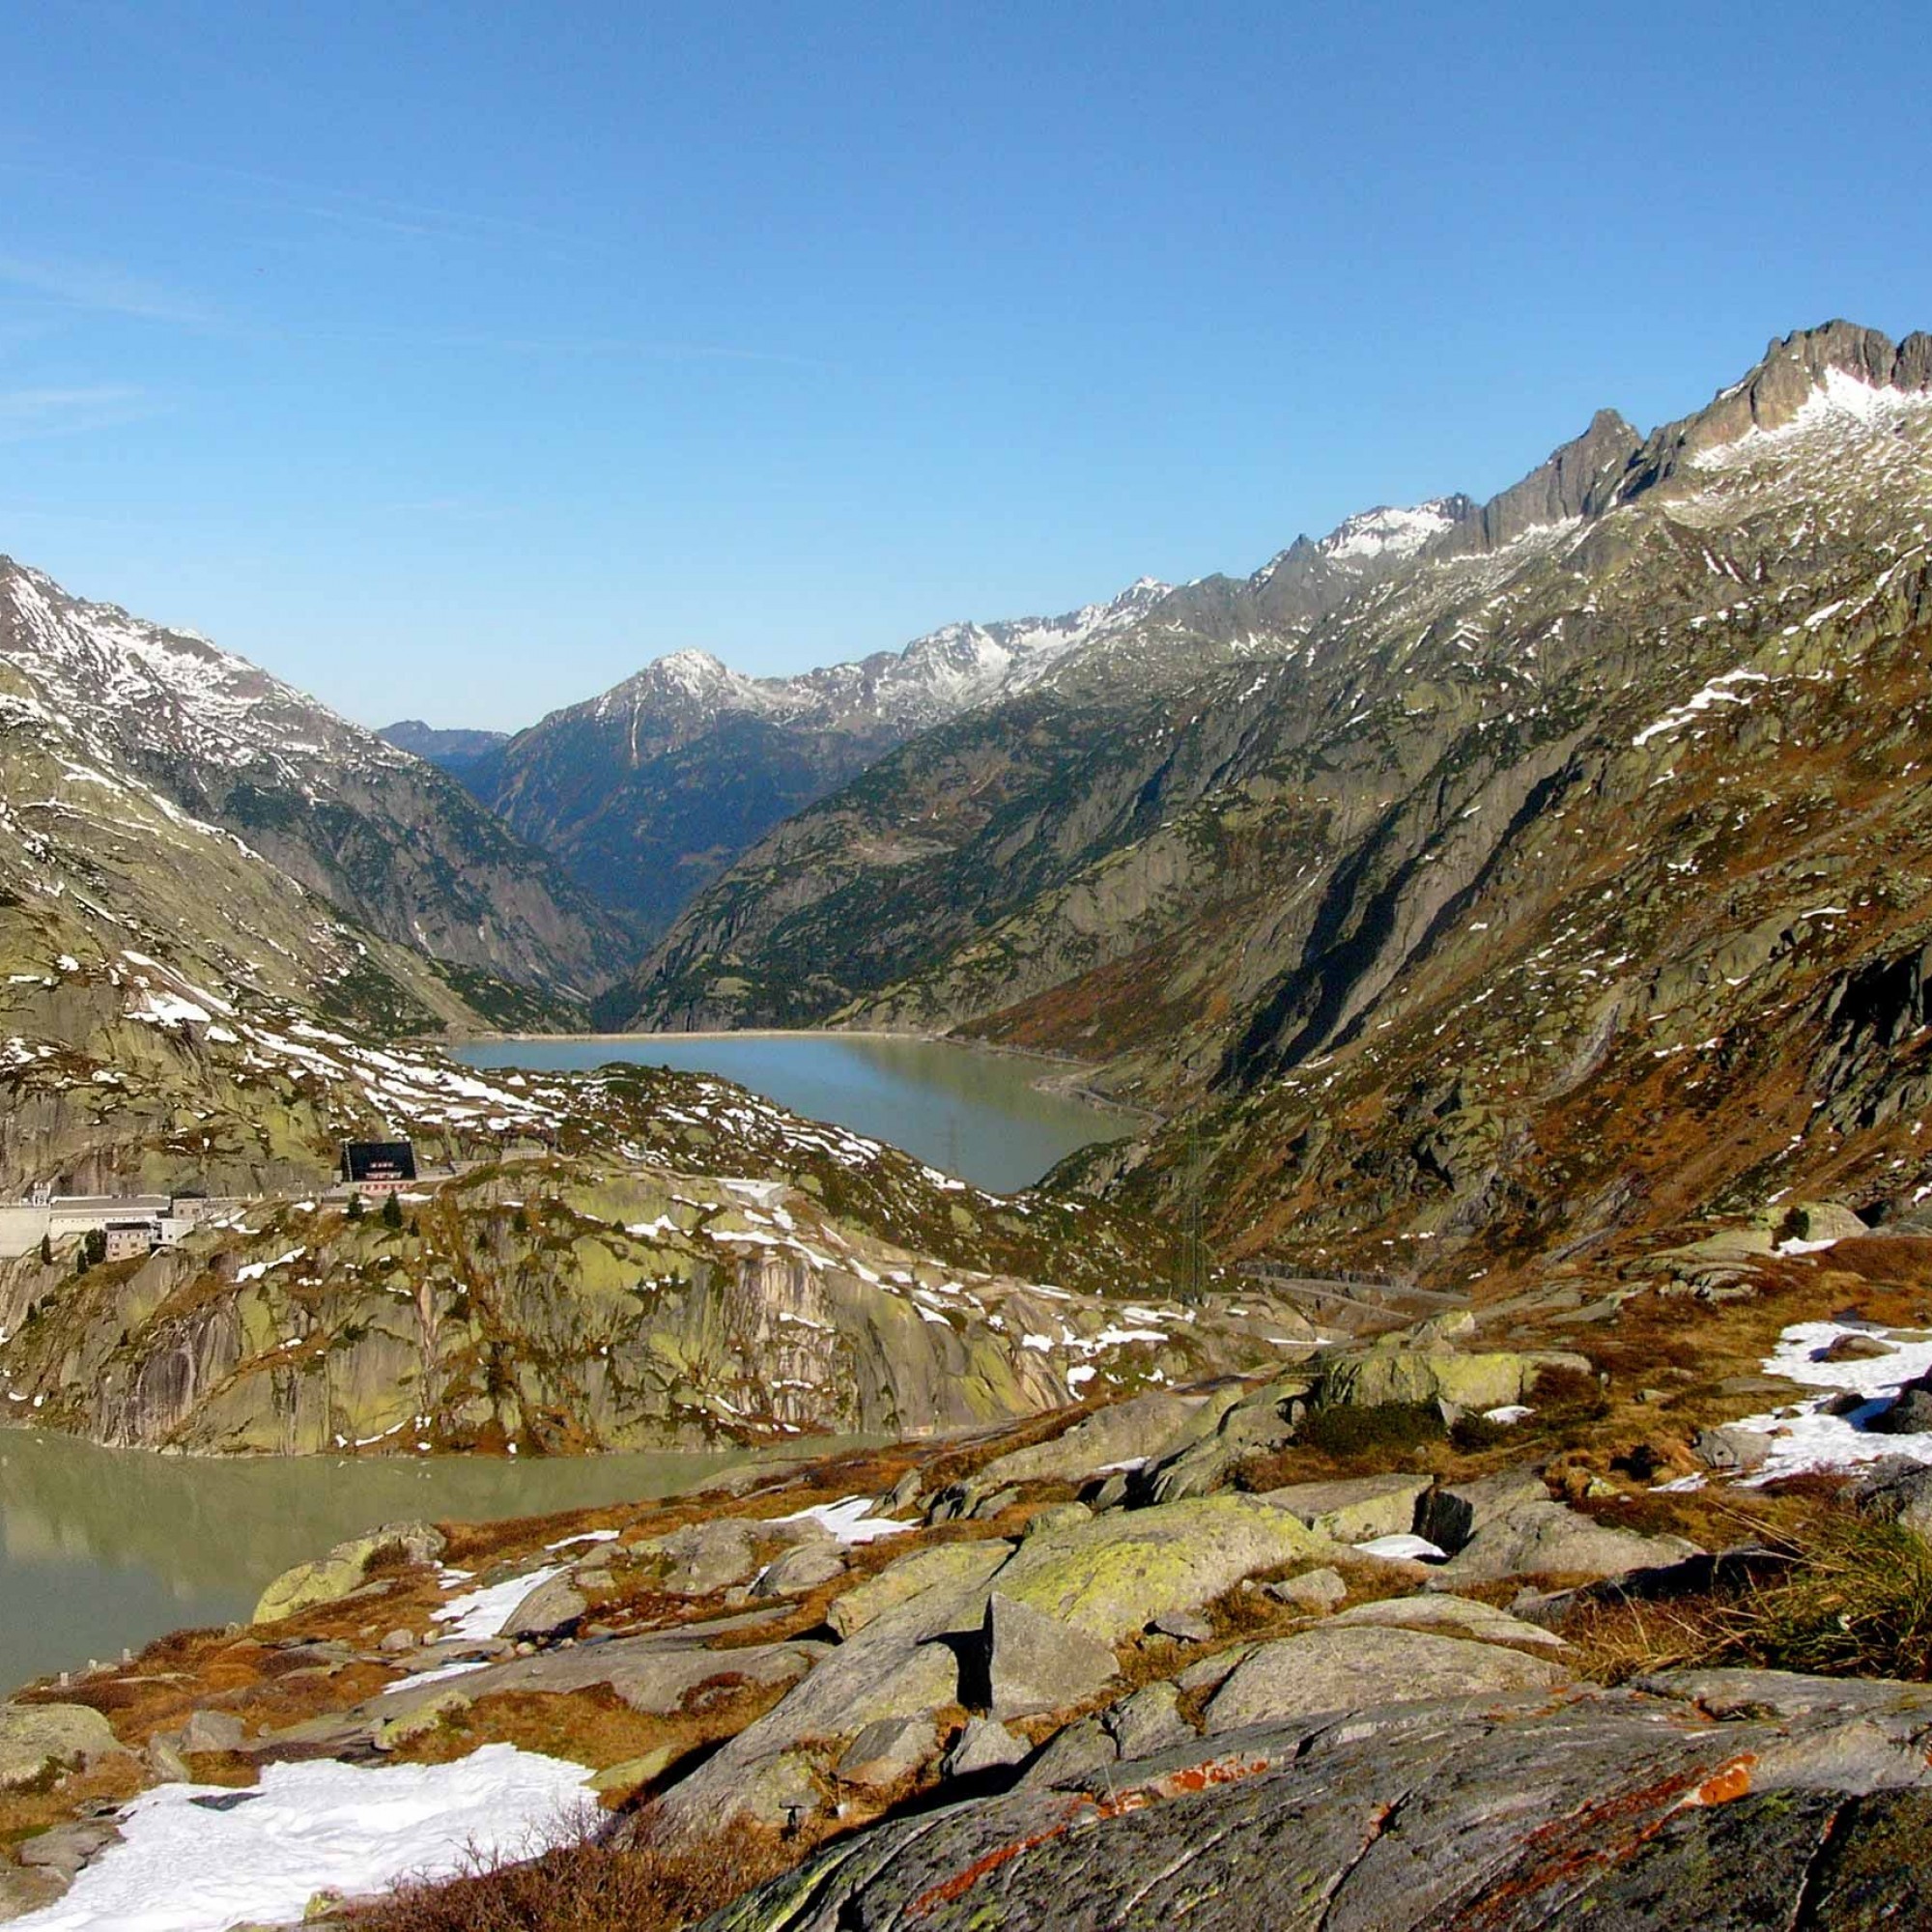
[597,321,1932,1282]
[10,317,1932,1299]
[386,578,1173,943]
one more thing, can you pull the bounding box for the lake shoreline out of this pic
[457,1024,1161,1127]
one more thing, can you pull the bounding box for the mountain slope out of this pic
[377,719,509,775]
[620,322,1932,1286]
[461,580,1171,942]
[0,559,622,997]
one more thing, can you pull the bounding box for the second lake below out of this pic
[453,1033,1131,1196]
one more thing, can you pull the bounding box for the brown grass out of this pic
[386,1677,797,1800]
[1562,1500,1932,1687]
[0,1756,145,1856]
[351,1812,804,1932]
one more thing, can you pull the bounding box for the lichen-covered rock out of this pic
[1140,1380,1308,1503]
[252,1520,444,1626]
[1203,1624,1568,1732]
[497,1574,588,1640]
[1328,1592,1567,1649]
[988,1495,1324,1642]
[980,1592,1119,1719]
[944,1718,1028,1778]
[177,1709,245,1754]
[1265,1566,1348,1611]
[1103,1681,1192,1759]
[699,1670,1932,1929]
[0,1854,64,1921]
[1431,1501,1700,1586]
[837,1716,937,1789]
[0,1704,127,1789]
[632,1520,761,1596]
[1316,1344,1583,1415]
[1256,1473,1430,1543]
[1851,1457,1932,1540]
[973,1389,1235,1492]
[645,1548,989,1833]
[827,1539,1014,1639]
[1414,1465,1550,1551]
[753,1542,846,1599]
[372,1689,471,1751]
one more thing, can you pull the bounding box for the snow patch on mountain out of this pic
[1320,501,1461,562]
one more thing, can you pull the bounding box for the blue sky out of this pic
[2,2,1927,729]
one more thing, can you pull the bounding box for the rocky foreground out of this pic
[8,1229,1932,1928]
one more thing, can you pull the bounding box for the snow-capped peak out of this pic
[1319,501,1460,563]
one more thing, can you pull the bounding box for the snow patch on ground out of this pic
[1354,1533,1447,1562]
[9,1745,592,1932]
[773,1496,915,1544]
[1675,1320,1932,1487]
[432,1564,566,1640]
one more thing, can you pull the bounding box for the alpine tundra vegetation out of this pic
[14,326,1932,1930]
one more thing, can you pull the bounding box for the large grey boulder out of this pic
[0,1704,127,1789]
[827,1540,1013,1638]
[1140,1380,1307,1503]
[1104,1681,1193,1759]
[1013,1715,1117,1791]
[252,1519,445,1626]
[974,1389,1232,1492]
[0,1856,64,1920]
[944,1717,1029,1778]
[987,1495,1324,1641]
[1266,1567,1348,1611]
[177,1708,246,1754]
[981,1592,1119,1719]
[1431,1500,1700,1585]
[1328,1592,1568,1650]
[498,1574,588,1641]
[1203,1624,1569,1732]
[369,1617,823,1728]
[633,1519,762,1595]
[1256,1473,1430,1543]
[1691,1426,1772,1473]
[838,1716,936,1789]
[753,1542,846,1599]
[1314,1339,1585,1414]
[645,1547,989,1833]
[1414,1465,1549,1551]
[1851,1457,1932,1539]
[697,1673,1932,1931]
[1872,1367,1932,1435]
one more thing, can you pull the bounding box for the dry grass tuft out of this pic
[1563,1503,1932,1686]
[351,1812,802,1932]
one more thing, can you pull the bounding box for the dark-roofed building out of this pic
[342,1141,417,1197]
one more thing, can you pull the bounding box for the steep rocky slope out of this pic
[455,581,1170,944]
[0,1109,1300,1456]
[0,558,620,997]
[620,323,1932,1287]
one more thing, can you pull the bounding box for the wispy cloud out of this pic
[0,254,211,327]
[0,385,160,441]
[181,158,591,256]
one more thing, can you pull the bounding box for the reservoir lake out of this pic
[1,1037,1124,1691]
[0,1431,809,1692]
[453,1032,1131,1196]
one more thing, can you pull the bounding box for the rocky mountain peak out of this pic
[1447,408,1643,555]
[1623,319,1932,496]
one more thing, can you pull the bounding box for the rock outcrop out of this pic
[704,1672,1932,1930]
